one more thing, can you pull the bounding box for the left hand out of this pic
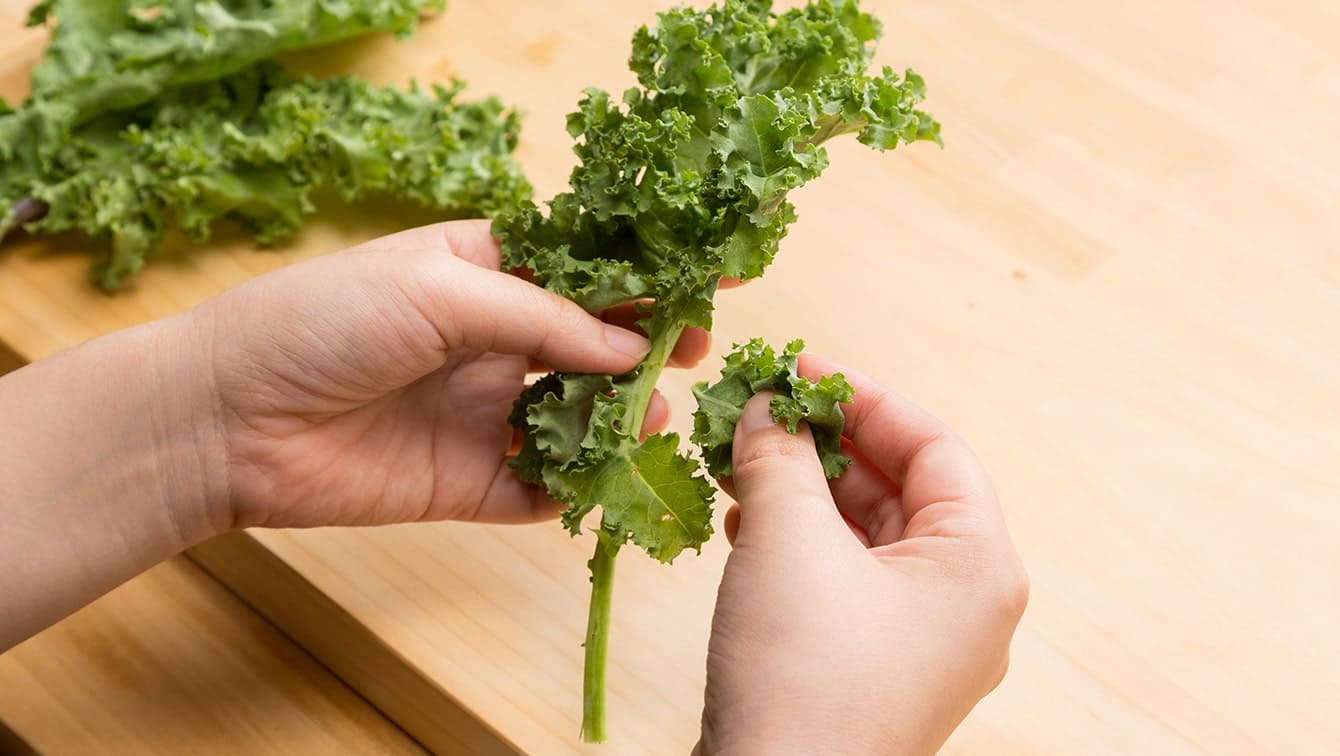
[2,219,714,648]
[190,219,710,530]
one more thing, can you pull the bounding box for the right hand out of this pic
[696,355,1029,755]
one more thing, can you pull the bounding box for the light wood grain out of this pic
[0,557,423,755]
[190,532,519,756]
[3,1,1338,754]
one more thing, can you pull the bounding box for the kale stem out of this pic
[579,315,686,742]
[581,530,620,743]
[0,198,50,242]
[622,319,687,436]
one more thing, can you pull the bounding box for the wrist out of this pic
[0,311,229,646]
[140,308,233,546]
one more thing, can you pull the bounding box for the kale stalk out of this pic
[495,0,940,741]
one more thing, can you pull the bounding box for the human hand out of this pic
[190,219,710,530]
[696,355,1029,755]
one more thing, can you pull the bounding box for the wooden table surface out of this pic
[0,556,423,755]
[3,1,1338,754]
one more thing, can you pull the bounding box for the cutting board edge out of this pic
[188,530,522,756]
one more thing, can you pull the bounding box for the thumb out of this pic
[729,392,847,548]
[439,259,650,373]
[354,219,651,373]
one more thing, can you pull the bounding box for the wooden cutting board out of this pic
[3,1,1338,753]
[0,555,424,755]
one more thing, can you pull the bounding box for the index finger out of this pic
[798,354,1002,538]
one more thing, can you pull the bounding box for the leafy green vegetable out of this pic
[511,372,716,559]
[1,0,530,288]
[6,0,440,144]
[2,62,527,288]
[497,0,938,741]
[692,338,854,480]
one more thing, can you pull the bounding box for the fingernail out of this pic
[603,325,650,359]
[737,392,778,437]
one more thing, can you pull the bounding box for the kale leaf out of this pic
[496,0,938,742]
[692,338,854,480]
[3,63,527,288]
[0,0,533,288]
[9,0,440,141]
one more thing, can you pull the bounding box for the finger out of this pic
[471,463,566,524]
[219,223,649,412]
[443,218,505,269]
[440,228,711,369]
[526,326,708,373]
[799,354,1003,540]
[668,327,711,368]
[728,392,851,549]
[641,390,671,438]
[724,485,872,548]
[718,276,745,290]
[716,475,737,500]
[598,304,712,368]
[826,439,908,546]
[412,257,651,374]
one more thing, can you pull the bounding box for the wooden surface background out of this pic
[0,557,423,755]
[2,0,1338,753]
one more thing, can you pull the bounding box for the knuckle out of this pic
[538,290,584,346]
[993,556,1031,623]
[854,384,893,428]
[988,652,1011,693]
[735,434,815,475]
[733,434,828,501]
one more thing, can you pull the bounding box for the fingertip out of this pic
[442,219,503,270]
[602,324,652,361]
[796,351,854,385]
[364,219,502,270]
[475,465,568,525]
[724,504,740,546]
[641,390,671,438]
[735,391,781,440]
[716,475,737,501]
[597,305,710,369]
[529,494,568,523]
[667,327,712,368]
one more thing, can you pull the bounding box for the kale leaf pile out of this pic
[0,0,528,287]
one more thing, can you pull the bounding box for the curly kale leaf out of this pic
[2,0,444,206]
[693,338,854,480]
[510,373,716,562]
[13,0,441,136]
[495,0,939,317]
[3,63,528,288]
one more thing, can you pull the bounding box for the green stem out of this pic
[0,198,49,243]
[581,530,619,742]
[579,316,686,742]
[622,319,687,435]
